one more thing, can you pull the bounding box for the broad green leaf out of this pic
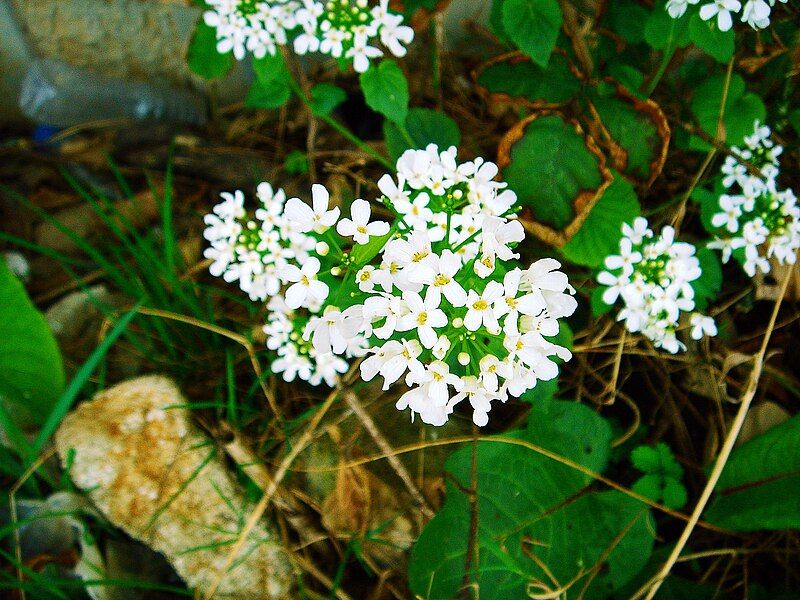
[245,79,290,109]
[501,0,562,67]
[0,261,65,428]
[689,74,766,151]
[502,115,604,229]
[688,13,734,63]
[605,0,650,44]
[706,412,800,531]
[692,247,722,311]
[631,445,661,473]
[644,3,691,51]
[359,60,409,125]
[410,400,653,599]
[187,21,234,80]
[560,176,640,267]
[631,443,687,509]
[252,52,289,84]
[662,478,688,510]
[475,52,580,105]
[383,108,461,161]
[309,83,347,116]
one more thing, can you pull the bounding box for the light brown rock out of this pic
[54,376,292,599]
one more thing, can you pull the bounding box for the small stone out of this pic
[54,376,292,599]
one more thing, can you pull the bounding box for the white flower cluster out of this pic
[598,218,717,354]
[203,183,366,386]
[707,121,799,276]
[203,0,413,72]
[203,145,578,426]
[204,0,302,59]
[665,0,787,31]
[301,146,577,426]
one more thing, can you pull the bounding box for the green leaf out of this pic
[692,247,722,311]
[706,412,800,531]
[476,52,579,105]
[245,79,290,109]
[309,83,347,116]
[560,176,640,267]
[662,478,688,510]
[606,0,650,44]
[252,52,288,84]
[631,445,661,474]
[410,400,654,598]
[644,4,691,51]
[688,12,734,63]
[187,21,234,80]
[632,474,663,502]
[0,261,65,428]
[689,74,766,151]
[383,108,461,161]
[501,0,562,67]
[502,114,604,229]
[359,60,409,125]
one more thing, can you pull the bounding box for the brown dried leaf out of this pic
[582,80,671,188]
[496,110,613,248]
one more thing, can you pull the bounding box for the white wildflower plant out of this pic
[704,120,799,277]
[665,0,787,31]
[203,0,413,72]
[204,144,578,427]
[596,217,717,354]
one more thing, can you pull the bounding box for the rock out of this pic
[54,376,292,599]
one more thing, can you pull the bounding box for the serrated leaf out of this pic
[688,12,734,63]
[187,21,234,80]
[474,51,580,107]
[383,108,461,161]
[501,0,562,67]
[245,79,290,109]
[707,412,800,531]
[498,113,612,243]
[560,176,640,267]
[359,60,409,125]
[410,400,653,599]
[309,83,347,116]
[0,261,65,428]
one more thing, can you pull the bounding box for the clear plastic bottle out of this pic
[19,59,207,127]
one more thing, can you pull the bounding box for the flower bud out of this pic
[316,241,330,256]
[457,352,470,366]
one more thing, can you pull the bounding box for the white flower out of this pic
[336,199,390,244]
[480,216,525,263]
[690,313,717,340]
[464,282,504,333]
[379,14,414,57]
[742,0,771,28]
[361,339,424,389]
[622,217,652,245]
[396,290,448,349]
[408,249,467,307]
[285,184,340,233]
[494,269,547,334]
[711,194,744,233]
[699,0,742,31]
[666,0,700,17]
[604,238,643,275]
[283,256,329,309]
[345,34,383,73]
